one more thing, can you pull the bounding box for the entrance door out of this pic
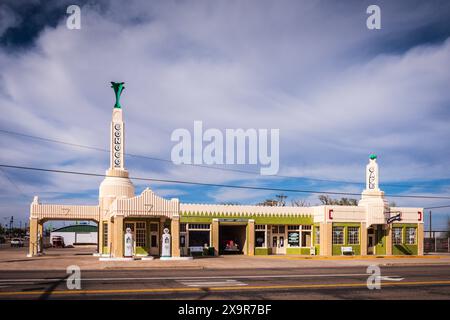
[368,233,376,255]
[149,223,159,255]
[272,234,286,254]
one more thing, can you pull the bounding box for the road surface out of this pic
[0,264,449,299]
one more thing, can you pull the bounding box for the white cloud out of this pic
[0,1,449,227]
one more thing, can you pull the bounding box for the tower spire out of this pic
[110,82,126,170]
[99,81,134,208]
[111,82,125,109]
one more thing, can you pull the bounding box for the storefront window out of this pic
[188,231,210,247]
[255,231,265,247]
[347,227,359,245]
[135,222,146,247]
[393,227,403,244]
[406,227,416,244]
[288,231,300,247]
[332,226,344,244]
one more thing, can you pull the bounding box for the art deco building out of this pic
[27,83,424,258]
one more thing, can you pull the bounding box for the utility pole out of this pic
[9,216,13,238]
[429,210,433,252]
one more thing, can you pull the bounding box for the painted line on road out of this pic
[1,280,450,296]
[178,279,247,287]
[377,276,404,281]
[0,273,376,283]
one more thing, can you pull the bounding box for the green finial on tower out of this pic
[369,154,377,160]
[111,82,125,109]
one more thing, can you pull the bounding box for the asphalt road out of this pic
[0,265,449,300]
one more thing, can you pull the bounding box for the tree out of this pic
[257,194,287,206]
[257,199,279,206]
[318,195,358,206]
[291,199,310,207]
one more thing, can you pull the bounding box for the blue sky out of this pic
[0,0,449,229]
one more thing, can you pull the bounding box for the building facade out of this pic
[50,225,98,246]
[27,84,424,258]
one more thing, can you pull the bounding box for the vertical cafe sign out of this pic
[113,123,121,168]
[110,82,125,169]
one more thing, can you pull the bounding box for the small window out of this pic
[347,227,359,245]
[288,225,300,231]
[406,227,416,245]
[103,223,108,247]
[314,227,320,245]
[393,227,403,245]
[189,224,210,230]
[332,226,344,245]
[180,223,187,232]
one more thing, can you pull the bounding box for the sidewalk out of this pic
[1,247,449,271]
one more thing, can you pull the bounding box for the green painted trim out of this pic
[332,244,361,255]
[314,245,320,255]
[255,247,271,255]
[181,217,213,223]
[135,247,148,255]
[375,225,386,255]
[392,223,418,228]
[181,215,313,225]
[393,244,417,255]
[332,222,360,227]
[286,247,311,255]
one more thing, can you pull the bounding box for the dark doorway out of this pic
[219,225,246,255]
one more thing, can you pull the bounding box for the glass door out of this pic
[271,226,286,255]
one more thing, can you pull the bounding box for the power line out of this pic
[1,163,450,200]
[0,167,29,199]
[0,128,446,189]
[424,205,450,210]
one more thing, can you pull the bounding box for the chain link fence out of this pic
[424,231,450,253]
